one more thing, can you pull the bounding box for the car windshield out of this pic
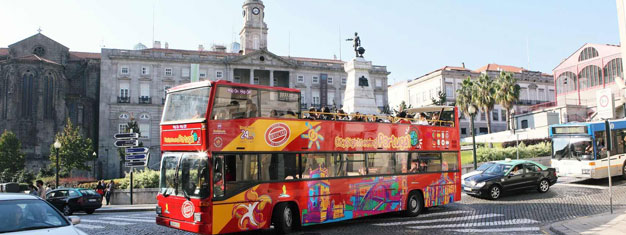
[0,199,69,233]
[477,162,495,171]
[483,163,512,175]
[552,136,594,160]
[161,87,211,123]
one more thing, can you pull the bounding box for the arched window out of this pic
[43,72,54,119]
[119,113,130,119]
[578,47,599,61]
[578,65,601,89]
[139,113,150,120]
[21,71,34,117]
[557,72,577,94]
[603,58,623,84]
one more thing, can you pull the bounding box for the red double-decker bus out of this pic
[156,80,461,234]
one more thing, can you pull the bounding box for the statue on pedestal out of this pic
[346,32,365,58]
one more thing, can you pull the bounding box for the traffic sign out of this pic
[125,154,148,161]
[125,161,146,167]
[125,147,149,154]
[114,133,139,140]
[114,139,139,148]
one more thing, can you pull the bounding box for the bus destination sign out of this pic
[553,126,587,135]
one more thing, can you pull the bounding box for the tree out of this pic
[431,90,447,106]
[0,130,25,181]
[494,71,521,130]
[393,101,412,115]
[472,73,496,134]
[455,77,474,118]
[49,119,95,176]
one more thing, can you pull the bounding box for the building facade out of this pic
[0,33,100,173]
[98,0,389,178]
[388,64,553,137]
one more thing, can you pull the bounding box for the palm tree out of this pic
[494,71,521,130]
[472,73,496,134]
[455,77,474,118]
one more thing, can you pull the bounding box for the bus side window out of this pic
[213,155,224,198]
[259,153,300,181]
[394,153,408,174]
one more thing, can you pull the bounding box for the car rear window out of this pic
[79,189,99,196]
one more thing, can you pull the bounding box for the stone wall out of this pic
[108,188,159,205]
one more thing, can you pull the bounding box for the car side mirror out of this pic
[68,216,80,225]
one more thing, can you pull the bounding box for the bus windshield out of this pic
[162,87,211,123]
[159,153,210,198]
[552,136,594,160]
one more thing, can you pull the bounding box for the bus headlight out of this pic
[582,169,591,174]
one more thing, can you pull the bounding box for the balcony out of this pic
[301,103,308,109]
[117,96,130,103]
[139,96,152,104]
[515,99,543,105]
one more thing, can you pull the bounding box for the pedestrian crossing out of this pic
[373,210,543,234]
[75,212,155,230]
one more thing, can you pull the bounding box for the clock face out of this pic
[252,7,260,15]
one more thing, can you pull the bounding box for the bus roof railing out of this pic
[405,106,455,114]
[301,111,455,127]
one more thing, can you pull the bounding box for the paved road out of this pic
[74,177,626,235]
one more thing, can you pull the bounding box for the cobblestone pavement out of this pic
[74,177,626,235]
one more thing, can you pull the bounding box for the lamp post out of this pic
[468,105,478,170]
[53,139,61,188]
[92,152,97,179]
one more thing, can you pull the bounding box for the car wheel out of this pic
[622,161,626,180]
[403,191,424,217]
[272,203,297,234]
[85,209,95,214]
[487,185,501,200]
[63,204,73,216]
[537,179,550,193]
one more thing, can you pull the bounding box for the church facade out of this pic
[0,33,100,173]
[98,0,390,178]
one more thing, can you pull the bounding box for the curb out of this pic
[96,207,155,213]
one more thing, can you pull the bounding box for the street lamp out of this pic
[92,152,97,179]
[53,139,61,188]
[468,105,478,170]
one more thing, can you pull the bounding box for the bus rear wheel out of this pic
[273,203,298,234]
[403,191,424,217]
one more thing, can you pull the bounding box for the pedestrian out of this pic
[27,183,38,196]
[36,180,46,199]
[105,180,115,205]
[96,180,105,196]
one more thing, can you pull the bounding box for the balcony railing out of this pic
[301,103,308,109]
[139,96,152,104]
[117,96,130,103]
[515,99,544,105]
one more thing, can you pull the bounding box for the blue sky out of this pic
[1,0,620,84]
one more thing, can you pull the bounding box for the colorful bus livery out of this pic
[550,120,626,179]
[156,80,461,234]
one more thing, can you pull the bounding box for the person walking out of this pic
[105,180,115,205]
[96,180,105,196]
[36,180,46,199]
[27,183,38,196]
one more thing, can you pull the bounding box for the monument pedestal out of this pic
[342,57,379,115]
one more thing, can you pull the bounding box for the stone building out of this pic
[388,64,554,137]
[0,33,100,173]
[98,0,390,178]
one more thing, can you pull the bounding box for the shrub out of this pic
[501,137,550,148]
[477,142,552,163]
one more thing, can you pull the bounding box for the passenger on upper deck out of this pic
[307,108,317,120]
[429,112,441,125]
[245,99,258,118]
[321,107,333,120]
[413,113,429,125]
[336,109,349,120]
[282,110,297,119]
[395,111,410,124]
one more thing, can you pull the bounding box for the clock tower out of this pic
[240,0,268,54]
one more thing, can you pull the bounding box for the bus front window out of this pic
[162,87,210,123]
[552,137,594,160]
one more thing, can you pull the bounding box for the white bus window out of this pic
[344,153,366,176]
[367,153,394,175]
[259,153,300,181]
[442,152,458,172]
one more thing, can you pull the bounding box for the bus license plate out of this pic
[170,221,180,228]
[464,187,472,191]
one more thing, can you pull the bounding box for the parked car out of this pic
[46,188,102,215]
[0,193,86,234]
[462,159,558,200]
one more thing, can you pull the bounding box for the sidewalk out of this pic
[548,210,626,235]
[97,204,156,213]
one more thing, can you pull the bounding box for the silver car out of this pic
[0,193,86,235]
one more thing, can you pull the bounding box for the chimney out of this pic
[164,42,169,49]
[198,44,204,51]
[461,62,465,68]
[153,41,161,49]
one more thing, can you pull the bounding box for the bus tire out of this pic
[272,202,298,234]
[403,191,424,217]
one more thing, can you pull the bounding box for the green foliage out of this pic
[78,169,160,190]
[472,74,496,134]
[0,130,25,181]
[37,166,55,179]
[455,77,474,117]
[494,72,521,130]
[49,119,95,176]
[477,142,552,162]
[393,101,412,115]
[431,90,447,105]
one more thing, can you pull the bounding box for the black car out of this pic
[46,188,102,215]
[462,160,558,200]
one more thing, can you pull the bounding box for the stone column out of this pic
[269,70,274,87]
[249,69,254,84]
[342,58,379,114]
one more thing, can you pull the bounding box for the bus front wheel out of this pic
[272,202,298,234]
[403,191,424,217]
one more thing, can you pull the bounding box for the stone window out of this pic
[492,109,499,121]
[480,111,485,121]
[120,66,129,75]
[297,75,304,83]
[139,123,150,138]
[140,83,150,98]
[165,68,173,76]
[312,76,319,84]
[521,120,529,129]
[578,47,599,62]
[446,83,454,98]
[200,70,207,79]
[119,83,129,97]
[43,73,55,119]
[216,70,223,79]
[501,111,507,122]
[119,123,129,133]
[119,113,129,119]
[21,72,34,117]
[141,66,150,75]
[182,68,190,77]
[327,77,333,84]
[341,77,346,85]
[77,105,84,124]
[33,46,45,56]
[375,79,382,87]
